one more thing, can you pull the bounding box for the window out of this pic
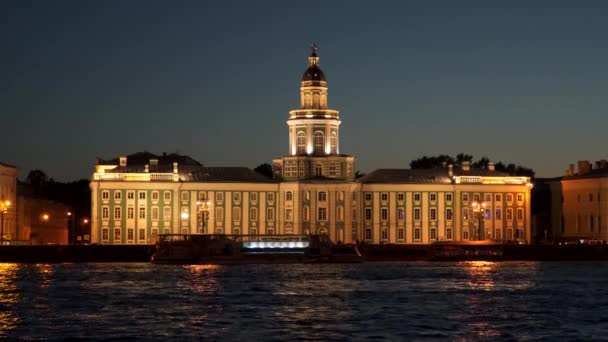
[430,193,437,202]
[381,208,388,221]
[114,191,122,200]
[473,193,480,201]
[250,207,258,221]
[506,208,513,220]
[127,207,134,219]
[589,215,594,232]
[352,208,357,221]
[296,131,306,154]
[250,192,258,202]
[414,193,421,202]
[314,131,324,154]
[216,192,224,201]
[316,192,327,202]
[446,228,453,240]
[337,191,344,201]
[164,191,171,201]
[507,229,513,240]
[114,228,121,242]
[336,206,344,221]
[267,207,275,221]
[139,191,146,200]
[299,162,304,177]
[267,193,275,202]
[495,208,502,220]
[414,228,421,241]
[315,165,322,176]
[517,208,523,221]
[329,163,337,176]
[285,209,293,221]
[430,228,437,240]
[234,207,241,221]
[304,191,310,201]
[138,207,146,219]
[102,207,109,219]
[506,194,513,202]
[517,194,523,203]
[446,208,453,221]
[151,191,159,201]
[397,208,405,221]
[364,193,372,201]
[484,194,491,202]
[381,228,388,241]
[365,208,372,221]
[495,194,502,202]
[381,193,388,202]
[397,193,405,202]
[495,229,502,240]
[151,228,159,241]
[446,193,453,202]
[365,228,372,241]
[102,191,109,200]
[463,230,469,240]
[330,132,337,153]
[317,207,327,221]
[397,228,405,241]
[164,207,171,221]
[127,191,135,200]
[181,192,189,201]
[102,228,109,242]
[286,192,293,201]
[152,207,159,220]
[485,209,491,220]
[414,208,421,221]
[430,208,437,221]
[233,192,241,202]
[127,228,134,241]
[114,207,121,220]
[463,208,469,220]
[216,207,224,222]
[462,193,469,202]
[138,229,146,242]
[303,206,309,221]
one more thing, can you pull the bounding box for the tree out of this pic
[26,169,48,195]
[254,163,273,179]
[410,154,535,178]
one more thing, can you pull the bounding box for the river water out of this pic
[1,261,607,341]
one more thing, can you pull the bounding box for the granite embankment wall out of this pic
[0,245,155,263]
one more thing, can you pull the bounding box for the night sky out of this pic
[3,1,608,181]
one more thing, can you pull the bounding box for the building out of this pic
[90,47,532,245]
[0,162,18,242]
[549,160,608,242]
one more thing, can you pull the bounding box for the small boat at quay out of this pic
[151,233,363,264]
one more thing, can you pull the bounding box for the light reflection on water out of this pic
[0,261,607,340]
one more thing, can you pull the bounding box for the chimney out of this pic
[173,162,178,174]
[150,158,158,171]
[488,162,495,171]
[448,164,453,177]
[578,160,591,175]
[119,156,127,167]
[144,164,149,173]
[462,161,470,172]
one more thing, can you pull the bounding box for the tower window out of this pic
[296,131,306,154]
[314,131,324,154]
[330,132,337,154]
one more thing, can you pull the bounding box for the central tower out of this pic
[273,45,355,181]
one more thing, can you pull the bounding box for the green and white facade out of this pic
[90,48,532,245]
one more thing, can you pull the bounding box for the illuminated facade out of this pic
[90,47,532,245]
[0,162,17,242]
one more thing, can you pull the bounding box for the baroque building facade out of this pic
[90,48,532,245]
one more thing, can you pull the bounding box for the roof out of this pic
[98,152,202,167]
[0,161,16,169]
[190,167,276,183]
[358,167,511,184]
[562,168,608,181]
[301,64,326,82]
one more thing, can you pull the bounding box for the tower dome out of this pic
[301,44,326,83]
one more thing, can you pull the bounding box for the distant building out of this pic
[550,160,608,241]
[0,162,18,242]
[90,48,532,245]
[16,197,69,245]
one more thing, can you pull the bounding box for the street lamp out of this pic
[196,200,211,234]
[67,211,75,245]
[0,200,12,245]
[471,201,487,240]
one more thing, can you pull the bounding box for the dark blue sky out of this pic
[2,1,608,181]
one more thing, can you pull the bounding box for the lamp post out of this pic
[67,210,75,245]
[471,201,487,240]
[196,200,211,234]
[0,200,12,245]
[81,218,89,244]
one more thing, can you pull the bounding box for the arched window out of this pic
[330,132,337,154]
[296,131,306,154]
[314,131,324,155]
[337,205,344,221]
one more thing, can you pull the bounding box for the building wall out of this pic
[0,164,18,242]
[560,178,608,240]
